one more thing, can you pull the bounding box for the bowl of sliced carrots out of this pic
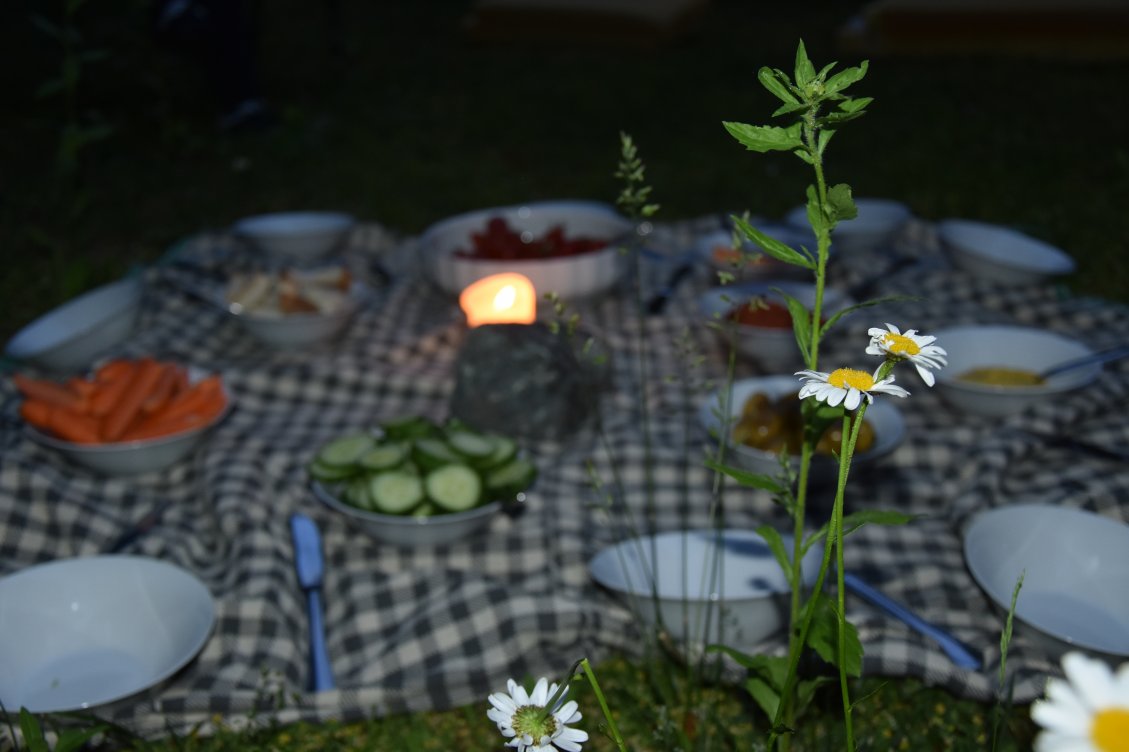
[12,357,231,476]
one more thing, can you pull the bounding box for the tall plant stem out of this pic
[779,102,834,746]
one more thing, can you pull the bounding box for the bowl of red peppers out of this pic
[419,200,634,301]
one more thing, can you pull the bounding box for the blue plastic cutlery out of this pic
[843,571,982,671]
[290,513,335,691]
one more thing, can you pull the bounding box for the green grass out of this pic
[0,0,1116,747]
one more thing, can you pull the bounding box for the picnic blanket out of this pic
[1,214,1127,737]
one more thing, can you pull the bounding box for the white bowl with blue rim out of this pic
[589,528,822,647]
[233,211,355,263]
[0,555,215,713]
[4,276,142,374]
[964,503,1129,660]
[938,219,1075,286]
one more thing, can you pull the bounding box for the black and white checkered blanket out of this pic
[1,216,1127,737]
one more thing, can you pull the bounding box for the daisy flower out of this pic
[796,366,909,410]
[866,323,947,386]
[1031,651,1129,752]
[487,677,589,752]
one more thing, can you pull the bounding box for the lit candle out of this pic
[459,273,537,327]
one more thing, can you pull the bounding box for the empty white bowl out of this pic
[938,219,1075,286]
[589,528,822,647]
[786,198,911,254]
[420,200,634,300]
[0,555,215,713]
[24,373,232,476]
[933,325,1098,417]
[233,211,355,262]
[311,480,503,547]
[698,282,855,372]
[698,375,906,485]
[964,504,1129,659]
[4,276,142,374]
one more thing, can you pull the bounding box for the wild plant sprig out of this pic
[723,41,874,750]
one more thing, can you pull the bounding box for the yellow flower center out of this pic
[1092,707,1129,752]
[828,368,875,391]
[883,333,921,357]
[513,705,557,743]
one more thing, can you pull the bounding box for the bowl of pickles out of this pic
[698,375,906,485]
[308,415,536,546]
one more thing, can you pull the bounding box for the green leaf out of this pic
[705,458,786,495]
[793,40,815,89]
[19,709,50,752]
[793,148,815,165]
[815,61,838,83]
[816,129,835,157]
[772,100,808,118]
[819,294,918,339]
[796,675,835,717]
[723,121,803,153]
[799,398,843,456]
[807,509,917,556]
[824,61,869,95]
[755,524,793,588]
[779,291,813,360]
[827,183,857,223]
[708,649,789,720]
[28,13,62,41]
[757,66,799,105]
[839,96,874,114]
[732,214,814,269]
[807,592,863,677]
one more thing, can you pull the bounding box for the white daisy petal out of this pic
[530,677,550,706]
[1031,698,1090,735]
[1063,653,1116,709]
[842,388,861,410]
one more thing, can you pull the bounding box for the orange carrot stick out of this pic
[11,374,84,411]
[154,375,225,423]
[101,358,165,442]
[22,400,103,444]
[94,358,135,384]
[140,363,177,415]
[89,360,138,417]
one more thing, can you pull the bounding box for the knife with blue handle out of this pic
[290,513,335,691]
[843,571,982,671]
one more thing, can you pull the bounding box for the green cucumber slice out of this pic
[486,458,537,498]
[476,435,517,470]
[317,433,375,467]
[381,415,440,441]
[308,458,360,483]
[368,471,425,514]
[446,430,496,460]
[412,437,463,470]
[424,464,482,512]
[359,441,409,471]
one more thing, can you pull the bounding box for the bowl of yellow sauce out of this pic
[933,325,1099,417]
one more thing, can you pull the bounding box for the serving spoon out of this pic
[1037,343,1129,381]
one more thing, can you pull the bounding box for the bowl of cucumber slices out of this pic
[308,415,537,546]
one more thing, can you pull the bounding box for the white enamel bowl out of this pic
[311,480,503,547]
[698,282,854,372]
[932,325,1098,417]
[964,504,1129,659]
[420,200,634,300]
[0,555,215,713]
[224,280,369,348]
[24,374,232,476]
[233,211,355,262]
[698,376,906,485]
[938,219,1075,286]
[4,277,142,374]
[786,198,911,254]
[589,528,822,647]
